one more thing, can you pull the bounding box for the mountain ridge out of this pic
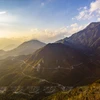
[0,39,46,59]
[0,22,100,100]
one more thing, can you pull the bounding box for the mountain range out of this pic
[0,22,100,99]
[58,22,100,54]
[0,40,46,59]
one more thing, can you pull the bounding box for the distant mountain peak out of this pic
[0,39,46,59]
[0,49,5,53]
[23,39,45,44]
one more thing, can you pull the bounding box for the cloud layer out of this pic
[0,11,6,15]
[30,23,87,42]
[73,0,100,21]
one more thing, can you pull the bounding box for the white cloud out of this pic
[70,23,78,27]
[30,23,88,42]
[0,11,6,15]
[41,2,45,6]
[90,0,100,12]
[40,0,53,7]
[97,18,100,21]
[0,12,18,23]
[0,21,88,43]
[73,0,100,21]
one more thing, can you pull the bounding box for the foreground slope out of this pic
[43,79,100,100]
[0,43,99,100]
[23,43,99,86]
[0,43,98,87]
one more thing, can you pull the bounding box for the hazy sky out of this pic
[0,0,100,42]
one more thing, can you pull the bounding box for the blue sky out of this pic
[0,0,99,42]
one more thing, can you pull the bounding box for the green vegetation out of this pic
[43,80,100,100]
